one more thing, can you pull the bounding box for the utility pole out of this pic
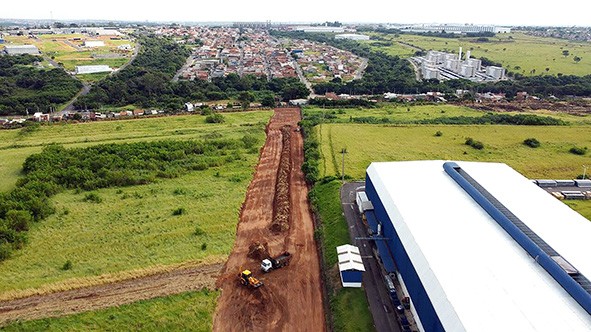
[341,148,348,183]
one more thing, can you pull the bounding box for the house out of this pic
[132,109,144,116]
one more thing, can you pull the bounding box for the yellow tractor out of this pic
[239,269,263,288]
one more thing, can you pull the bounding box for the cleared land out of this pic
[381,32,591,76]
[213,108,326,331]
[3,34,135,72]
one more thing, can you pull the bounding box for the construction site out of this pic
[0,108,326,331]
[213,108,326,331]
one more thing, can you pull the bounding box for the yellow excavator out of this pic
[239,269,263,288]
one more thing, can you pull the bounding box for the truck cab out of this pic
[261,259,273,273]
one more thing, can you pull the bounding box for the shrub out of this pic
[84,192,102,203]
[62,260,73,270]
[465,137,484,150]
[435,131,443,137]
[570,147,587,155]
[523,138,541,148]
[0,243,12,261]
[172,207,187,216]
[241,134,258,149]
[194,226,206,236]
[205,113,225,123]
[201,243,207,250]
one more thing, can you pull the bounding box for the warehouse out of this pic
[84,40,105,48]
[75,65,113,75]
[3,45,40,55]
[335,33,370,41]
[364,160,591,332]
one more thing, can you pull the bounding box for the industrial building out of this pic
[416,48,505,82]
[75,65,113,75]
[296,26,345,33]
[335,33,370,41]
[84,40,105,48]
[363,160,591,332]
[2,45,40,55]
[400,24,511,34]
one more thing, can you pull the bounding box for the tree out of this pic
[238,91,255,109]
[574,56,582,63]
[261,95,276,108]
[562,50,570,57]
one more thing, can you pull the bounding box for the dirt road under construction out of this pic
[213,108,326,331]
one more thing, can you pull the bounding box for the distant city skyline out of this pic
[2,0,590,27]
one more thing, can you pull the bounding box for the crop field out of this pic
[3,34,135,72]
[373,32,591,76]
[2,289,218,331]
[0,111,271,295]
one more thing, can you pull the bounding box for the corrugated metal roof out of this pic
[367,161,591,332]
[336,244,365,272]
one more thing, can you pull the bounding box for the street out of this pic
[341,182,402,332]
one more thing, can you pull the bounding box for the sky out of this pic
[3,0,590,27]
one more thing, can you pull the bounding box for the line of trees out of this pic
[0,137,255,261]
[0,55,83,115]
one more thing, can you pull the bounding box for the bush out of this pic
[172,207,187,216]
[205,113,225,123]
[194,226,206,236]
[465,137,484,150]
[84,192,102,203]
[201,243,207,250]
[523,138,540,148]
[570,147,587,155]
[241,134,258,149]
[435,131,443,137]
[62,260,73,270]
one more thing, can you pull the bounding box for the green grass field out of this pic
[2,289,218,331]
[305,104,591,125]
[379,32,591,76]
[0,112,271,192]
[318,124,591,180]
[310,181,375,332]
[0,111,271,295]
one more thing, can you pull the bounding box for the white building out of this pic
[75,65,113,75]
[460,64,476,77]
[298,26,345,33]
[486,66,506,79]
[84,40,105,48]
[3,45,40,55]
[335,33,370,41]
[364,160,591,331]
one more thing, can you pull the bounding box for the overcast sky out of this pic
[3,0,589,26]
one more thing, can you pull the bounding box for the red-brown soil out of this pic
[212,108,326,332]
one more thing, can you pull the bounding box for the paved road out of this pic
[341,182,402,332]
[354,57,369,80]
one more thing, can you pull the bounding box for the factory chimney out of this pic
[458,47,463,60]
[466,50,471,60]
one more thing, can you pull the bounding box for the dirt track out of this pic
[212,108,326,331]
[0,263,221,324]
